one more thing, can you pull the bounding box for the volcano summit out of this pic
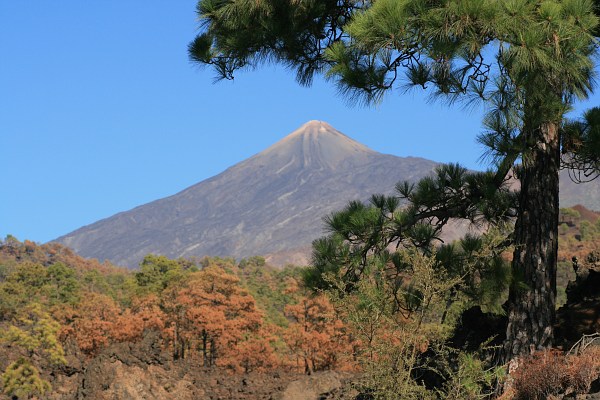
[54,121,440,268]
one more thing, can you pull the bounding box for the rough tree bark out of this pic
[504,119,560,360]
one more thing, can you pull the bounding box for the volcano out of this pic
[55,121,600,268]
[55,121,439,268]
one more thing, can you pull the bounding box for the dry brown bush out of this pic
[512,346,600,400]
[513,350,564,400]
[564,346,600,394]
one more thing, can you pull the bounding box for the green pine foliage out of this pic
[322,247,505,399]
[237,261,303,327]
[2,303,66,366]
[1,358,51,399]
[441,353,505,400]
[135,254,191,295]
[307,163,514,314]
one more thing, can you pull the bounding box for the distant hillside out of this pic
[55,121,439,268]
[558,204,600,262]
[560,172,600,211]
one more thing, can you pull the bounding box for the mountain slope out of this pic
[559,171,600,211]
[56,121,439,268]
[55,120,600,268]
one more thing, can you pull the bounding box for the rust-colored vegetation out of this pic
[2,207,600,399]
[0,238,358,398]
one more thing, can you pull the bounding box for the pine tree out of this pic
[189,0,600,362]
[2,358,51,400]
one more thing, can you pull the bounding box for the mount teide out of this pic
[55,121,439,268]
[55,120,600,268]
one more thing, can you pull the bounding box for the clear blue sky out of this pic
[2,2,599,244]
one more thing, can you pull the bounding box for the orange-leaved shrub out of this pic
[512,347,600,400]
[512,350,565,400]
[58,292,166,355]
[284,293,355,373]
[163,266,274,370]
[564,346,600,394]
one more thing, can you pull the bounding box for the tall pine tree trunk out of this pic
[504,120,560,361]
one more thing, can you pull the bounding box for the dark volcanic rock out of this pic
[556,251,600,348]
[449,306,507,353]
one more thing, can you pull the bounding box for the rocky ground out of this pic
[35,330,357,400]
[52,356,357,400]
